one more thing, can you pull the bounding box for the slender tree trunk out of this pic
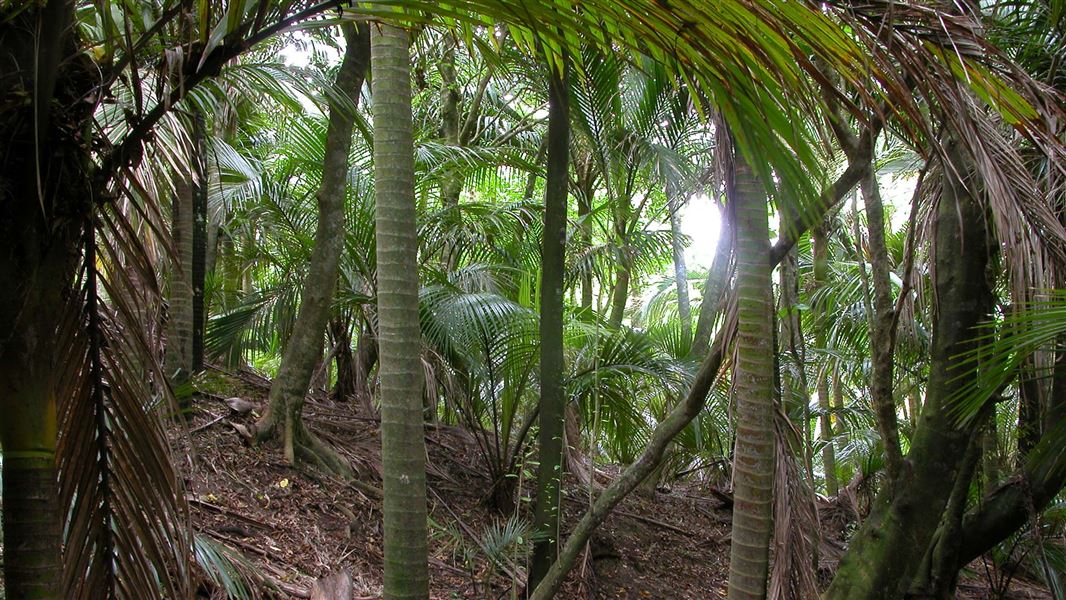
[529,59,570,591]
[608,265,631,327]
[354,321,379,414]
[577,183,594,313]
[330,316,357,402]
[859,172,904,484]
[372,19,430,599]
[824,143,993,600]
[813,224,840,496]
[253,25,370,477]
[670,193,693,345]
[439,37,462,210]
[166,165,195,386]
[191,112,208,373]
[727,152,776,600]
[529,146,869,599]
[691,201,734,359]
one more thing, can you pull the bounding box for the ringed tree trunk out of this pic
[726,151,777,600]
[0,259,67,600]
[166,163,196,387]
[529,57,571,592]
[252,24,370,479]
[371,18,430,599]
[824,142,993,600]
[0,2,82,594]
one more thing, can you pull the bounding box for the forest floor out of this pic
[176,367,1053,599]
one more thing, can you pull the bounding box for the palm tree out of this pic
[529,57,571,590]
[371,17,431,599]
[726,148,776,600]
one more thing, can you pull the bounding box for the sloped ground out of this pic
[181,367,730,599]
[176,367,1050,599]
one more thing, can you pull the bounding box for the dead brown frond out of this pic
[769,410,821,600]
[56,194,192,598]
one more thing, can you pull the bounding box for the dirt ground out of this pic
[175,367,1052,599]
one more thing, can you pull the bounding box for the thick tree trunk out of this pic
[0,303,64,600]
[253,25,370,477]
[0,3,80,594]
[529,60,570,591]
[824,144,993,600]
[372,20,430,599]
[726,152,776,600]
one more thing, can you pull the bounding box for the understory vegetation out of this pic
[2,0,1066,599]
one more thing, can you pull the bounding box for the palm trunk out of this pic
[253,24,370,477]
[529,59,570,591]
[354,321,379,414]
[824,144,993,600]
[191,112,208,373]
[670,194,693,344]
[371,19,430,599]
[813,224,840,495]
[691,201,734,359]
[1,318,63,600]
[166,166,195,386]
[727,152,776,600]
[330,316,357,402]
[608,265,631,327]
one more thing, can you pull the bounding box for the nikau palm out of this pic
[726,149,776,600]
[372,16,431,600]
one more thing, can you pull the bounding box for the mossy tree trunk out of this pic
[252,24,370,478]
[372,19,431,599]
[824,143,993,600]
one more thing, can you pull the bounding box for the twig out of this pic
[189,412,226,434]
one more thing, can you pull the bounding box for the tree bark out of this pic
[691,201,734,359]
[529,59,570,591]
[253,24,370,476]
[0,3,80,594]
[166,164,195,386]
[670,193,693,345]
[726,151,776,600]
[859,171,904,484]
[372,19,430,599]
[813,224,840,496]
[824,142,993,600]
